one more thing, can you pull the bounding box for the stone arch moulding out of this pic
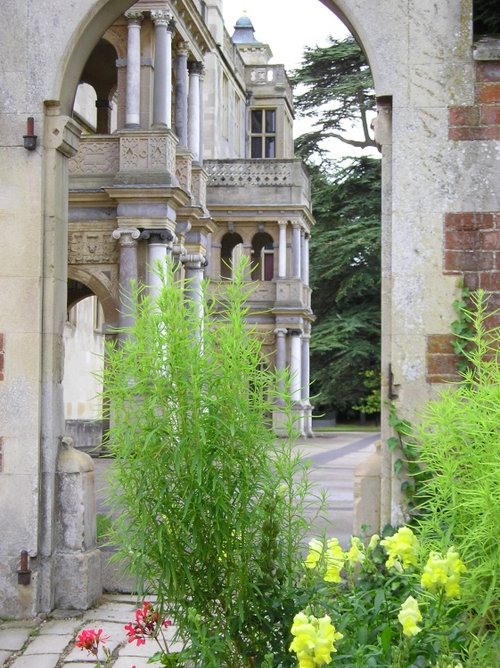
[67,266,119,327]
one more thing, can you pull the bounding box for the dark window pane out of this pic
[264,252,274,281]
[265,110,276,133]
[251,136,262,158]
[251,110,262,133]
[265,137,275,158]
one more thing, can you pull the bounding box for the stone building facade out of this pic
[0,0,498,618]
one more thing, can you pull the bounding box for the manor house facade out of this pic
[64,3,314,445]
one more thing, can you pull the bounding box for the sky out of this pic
[220,0,377,159]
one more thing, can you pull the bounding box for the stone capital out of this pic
[175,40,190,57]
[112,227,141,246]
[151,9,172,27]
[278,220,288,228]
[274,328,287,336]
[125,10,144,25]
[188,61,204,76]
[290,220,302,230]
[140,229,175,244]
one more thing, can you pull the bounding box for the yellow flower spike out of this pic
[324,538,345,583]
[290,611,343,667]
[380,526,419,570]
[421,547,466,598]
[305,538,323,570]
[398,596,423,637]
[346,536,365,566]
[367,533,380,551]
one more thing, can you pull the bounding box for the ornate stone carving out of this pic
[175,152,192,191]
[68,138,120,176]
[119,134,176,173]
[151,9,173,27]
[125,10,143,25]
[69,229,119,265]
[205,161,293,187]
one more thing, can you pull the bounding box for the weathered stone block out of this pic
[54,549,102,611]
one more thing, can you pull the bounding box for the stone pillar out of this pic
[188,61,203,162]
[301,330,313,436]
[54,437,102,610]
[95,98,111,134]
[273,327,288,436]
[289,329,302,402]
[141,229,174,298]
[301,232,310,286]
[151,10,174,128]
[291,221,301,279]
[183,255,205,331]
[278,220,287,278]
[112,228,141,332]
[125,10,143,128]
[198,65,205,165]
[174,41,189,146]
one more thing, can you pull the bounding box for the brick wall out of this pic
[426,59,500,383]
[449,61,500,140]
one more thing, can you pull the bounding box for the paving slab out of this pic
[0,649,12,664]
[23,633,73,654]
[9,655,59,668]
[0,628,31,651]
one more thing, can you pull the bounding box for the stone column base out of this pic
[54,549,102,610]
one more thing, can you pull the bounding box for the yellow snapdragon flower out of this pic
[398,596,422,637]
[421,547,466,598]
[380,526,419,570]
[290,611,343,667]
[305,539,323,570]
[346,536,365,566]
[367,533,380,551]
[324,538,346,583]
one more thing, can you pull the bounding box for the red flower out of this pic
[75,628,109,655]
[124,601,172,646]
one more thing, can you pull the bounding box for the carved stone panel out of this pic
[68,138,120,176]
[119,133,177,173]
[68,225,119,265]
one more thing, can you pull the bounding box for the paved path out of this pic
[0,431,378,667]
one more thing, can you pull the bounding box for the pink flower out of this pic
[124,601,172,646]
[75,628,109,656]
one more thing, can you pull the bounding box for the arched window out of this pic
[251,232,274,281]
[220,232,244,279]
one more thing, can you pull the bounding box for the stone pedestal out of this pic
[54,438,102,610]
[353,441,382,536]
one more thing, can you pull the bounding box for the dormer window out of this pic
[250,109,276,158]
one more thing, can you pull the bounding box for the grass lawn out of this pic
[313,423,380,433]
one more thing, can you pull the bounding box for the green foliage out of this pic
[413,291,500,643]
[102,260,315,667]
[353,370,381,416]
[474,0,500,35]
[291,36,376,157]
[288,528,469,667]
[308,157,381,414]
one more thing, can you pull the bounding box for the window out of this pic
[220,232,244,279]
[251,232,274,281]
[250,109,276,158]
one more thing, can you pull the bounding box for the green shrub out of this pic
[413,290,499,658]
[102,260,315,667]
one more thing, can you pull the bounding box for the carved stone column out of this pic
[125,11,143,128]
[112,227,141,332]
[151,10,174,128]
[289,329,302,402]
[291,221,301,279]
[174,41,189,147]
[301,231,310,286]
[274,327,287,399]
[141,229,174,298]
[198,64,205,165]
[183,254,205,333]
[301,329,313,436]
[278,220,287,278]
[188,61,203,162]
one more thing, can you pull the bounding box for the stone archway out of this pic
[1,0,489,618]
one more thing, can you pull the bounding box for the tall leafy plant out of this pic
[413,291,500,652]
[102,260,315,667]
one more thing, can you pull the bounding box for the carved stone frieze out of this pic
[205,161,293,187]
[68,138,119,176]
[175,152,192,192]
[119,134,177,173]
[68,227,119,265]
[191,169,207,207]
